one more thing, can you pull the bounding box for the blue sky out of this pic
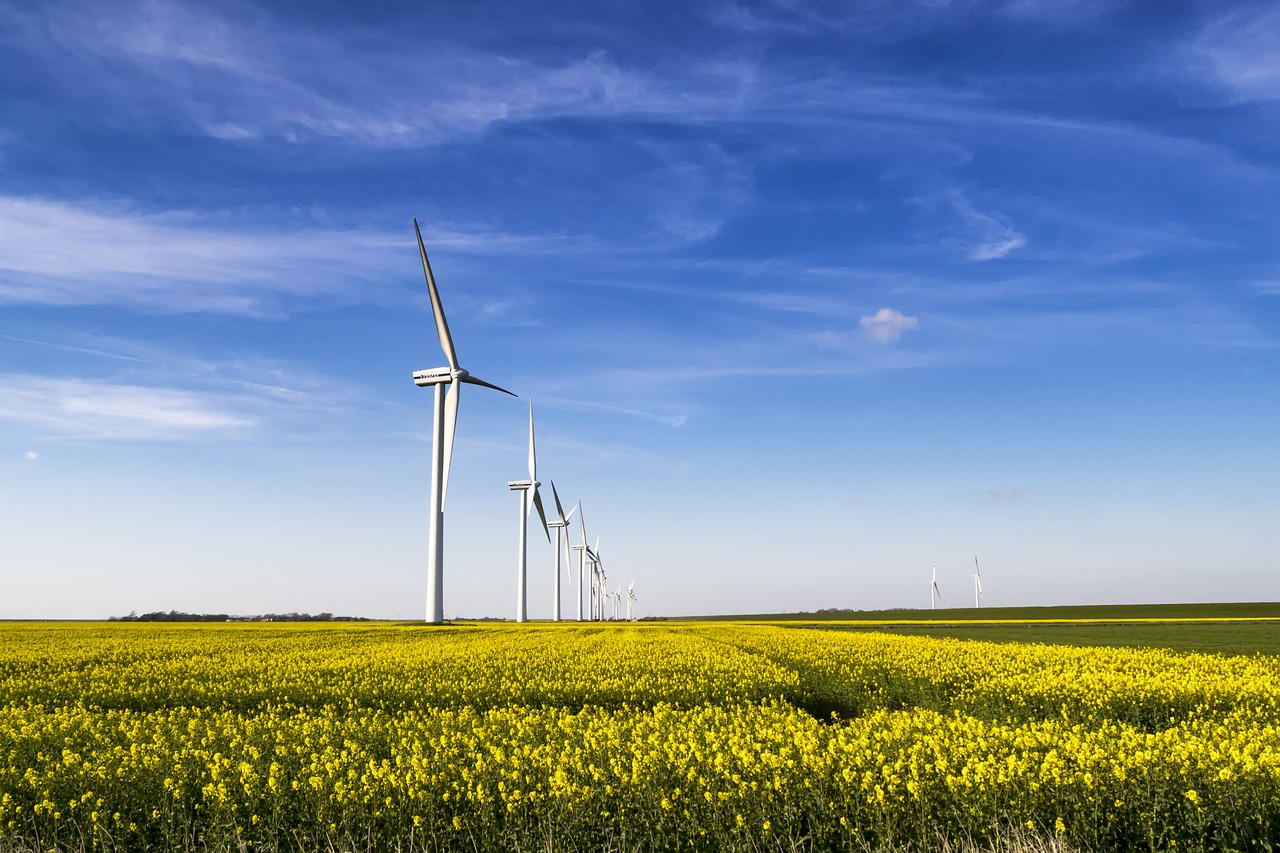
[2,0,1278,619]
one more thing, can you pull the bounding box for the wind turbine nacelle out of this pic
[413,368,453,387]
[508,479,534,490]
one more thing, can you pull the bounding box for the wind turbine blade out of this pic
[527,400,537,481]
[413,218,458,371]
[440,380,460,509]
[531,487,550,542]
[579,506,588,548]
[566,502,578,522]
[460,374,517,397]
[551,481,566,523]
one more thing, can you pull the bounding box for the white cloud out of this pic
[0,375,254,440]
[23,450,38,461]
[1190,7,1280,103]
[0,196,406,312]
[951,195,1027,261]
[859,308,919,344]
[11,0,1181,155]
[0,196,571,313]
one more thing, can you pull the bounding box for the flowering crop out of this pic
[1,622,1278,851]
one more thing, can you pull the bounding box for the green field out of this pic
[680,601,1280,656]
[811,620,1280,656]
[693,600,1280,623]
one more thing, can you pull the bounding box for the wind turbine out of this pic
[973,556,983,608]
[571,504,594,622]
[547,483,578,622]
[508,401,550,623]
[931,562,941,610]
[590,536,604,621]
[626,578,637,622]
[411,218,515,624]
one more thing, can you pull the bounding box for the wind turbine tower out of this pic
[411,218,515,624]
[508,401,550,622]
[973,557,983,608]
[931,562,941,610]
[626,578,636,622]
[547,483,577,622]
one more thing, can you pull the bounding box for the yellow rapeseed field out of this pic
[1,622,1278,851]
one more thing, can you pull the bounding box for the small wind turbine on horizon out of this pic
[509,401,550,623]
[973,557,983,608]
[547,483,578,622]
[626,578,637,622]
[411,218,516,625]
[931,562,941,610]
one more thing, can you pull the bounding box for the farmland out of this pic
[2,621,1279,851]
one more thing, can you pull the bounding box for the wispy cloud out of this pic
[0,328,376,441]
[8,0,1218,158]
[971,488,1025,503]
[0,195,403,312]
[538,395,691,429]
[0,375,254,440]
[0,196,585,313]
[1189,6,1280,103]
[11,0,750,147]
[950,194,1027,261]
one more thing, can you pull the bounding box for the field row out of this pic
[6,623,1280,727]
[5,700,1280,851]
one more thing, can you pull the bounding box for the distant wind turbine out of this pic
[591,536,605,621]
[973,557,983,608]
[411,218,516,625]
[626,578,637,622]
[509,401,550,623]
[571,504,593,622]
[931,562,941,610]
[547,483,578,622]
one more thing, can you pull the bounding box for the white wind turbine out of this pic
[508,401,550,623]
[591,536,605,621]
[626,578,637,622]
[571,505,596,622]
[584,534,601,621]
[973,556,983,608]
[547,483,578,622]
[411,218,516,624]
[931,561,941,610]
